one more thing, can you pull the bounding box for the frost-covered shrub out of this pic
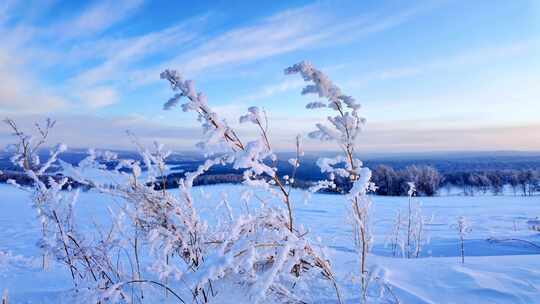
[285,61,376,301]
[385,183,430,259]
[454,216,471,264]
[3,62,357,303]
[387,209,404,257]
[404,183,429,258]
[158,68,343,303]
[3,61,391,303]
[3,121,143,300]
[3,118,69,270]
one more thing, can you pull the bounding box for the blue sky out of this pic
[0,0,539,152]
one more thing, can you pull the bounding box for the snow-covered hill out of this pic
[1,184,539,303]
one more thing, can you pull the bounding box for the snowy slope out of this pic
[1,184,539,303]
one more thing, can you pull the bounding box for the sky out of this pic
[0,0,539,153]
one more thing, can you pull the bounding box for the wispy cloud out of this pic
[234,78,305,104]
[0,2,207,110]
[51,0,143,39]
[70,17,204,87]
[356,123,540,152]
[0,0,147,112]
[344,40,539,88]
[0,0,537,152]
[132,2,431,84]
[0,113,202,150]
[1,112,538,152]
[0,1,431,112]
[0,49,69,113]
[77,86,118,108]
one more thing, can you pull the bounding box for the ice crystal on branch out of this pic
[160,69,244,154]
[287,61,375,300]
[159,67,344,303]
[285,61,365,148]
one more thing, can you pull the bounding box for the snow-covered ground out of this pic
[1,183,540,303]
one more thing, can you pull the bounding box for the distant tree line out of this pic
[443,169,539,196]
[369,165,540,197]
[370,165,442,196]
[2,159,539,197]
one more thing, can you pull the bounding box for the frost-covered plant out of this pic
[3,120,129,299]
[4,116,340,303]
[3,118,68,270]
[5,61,381,303]
[388,209,403,257]
[5,119,126,300]
[59,143,207,302]
[370,269,401,304]
[385,184,429,259]
[405,183,428,259]
[67,140,210,299]
[154,68,344,303]
[285,61,375,301]
[454,216,471,264]
[3,118,58,172]
[3,120,188,302]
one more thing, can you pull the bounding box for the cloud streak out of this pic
[77,86,118,108]
[51,0,144,39]
[1,113,538,153]
[0,48,69,113]
[0,113,202,150]
[343,40,539,88]
[0,1,432,113]
[0,1,537,152]
[357,123,540,152]
[133,2,431,84]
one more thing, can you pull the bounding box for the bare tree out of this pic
[372,165,398,196]
[509,172,519,196]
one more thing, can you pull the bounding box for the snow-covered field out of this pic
[1,183,539,303]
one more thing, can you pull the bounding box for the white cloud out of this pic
[4,0,536,153]
[0,49,69,113]
[0,113,202,150]
[0,1,432,116]
[1,110,539,153]
[69,18,203,87]
[133,3,430,84]
[356,123,540,152]
[344,40,539,88]
[0,1,200,112]
[0,0,149,113]
[234,78,305,104]
[77,86,118,108]
[52,0,143,39]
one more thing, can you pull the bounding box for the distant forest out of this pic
[148,152,540,197]
[1,150,539,197]
[370,165,539,196]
